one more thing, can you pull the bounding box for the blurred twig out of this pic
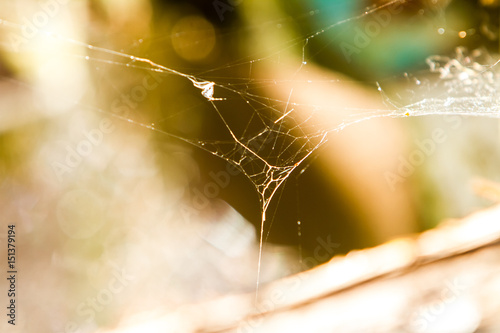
[101,203,500,333]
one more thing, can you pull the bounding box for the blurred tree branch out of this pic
[101,201,500,333]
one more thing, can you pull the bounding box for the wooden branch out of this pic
[100,204,500,333]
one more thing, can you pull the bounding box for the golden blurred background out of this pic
[0,0,499,332]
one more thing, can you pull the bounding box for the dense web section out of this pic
[376,47,500,119]
[1,0,499,296]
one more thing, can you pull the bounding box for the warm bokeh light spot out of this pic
[171,16,216,62]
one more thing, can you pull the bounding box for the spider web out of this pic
[0,0,499,297]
